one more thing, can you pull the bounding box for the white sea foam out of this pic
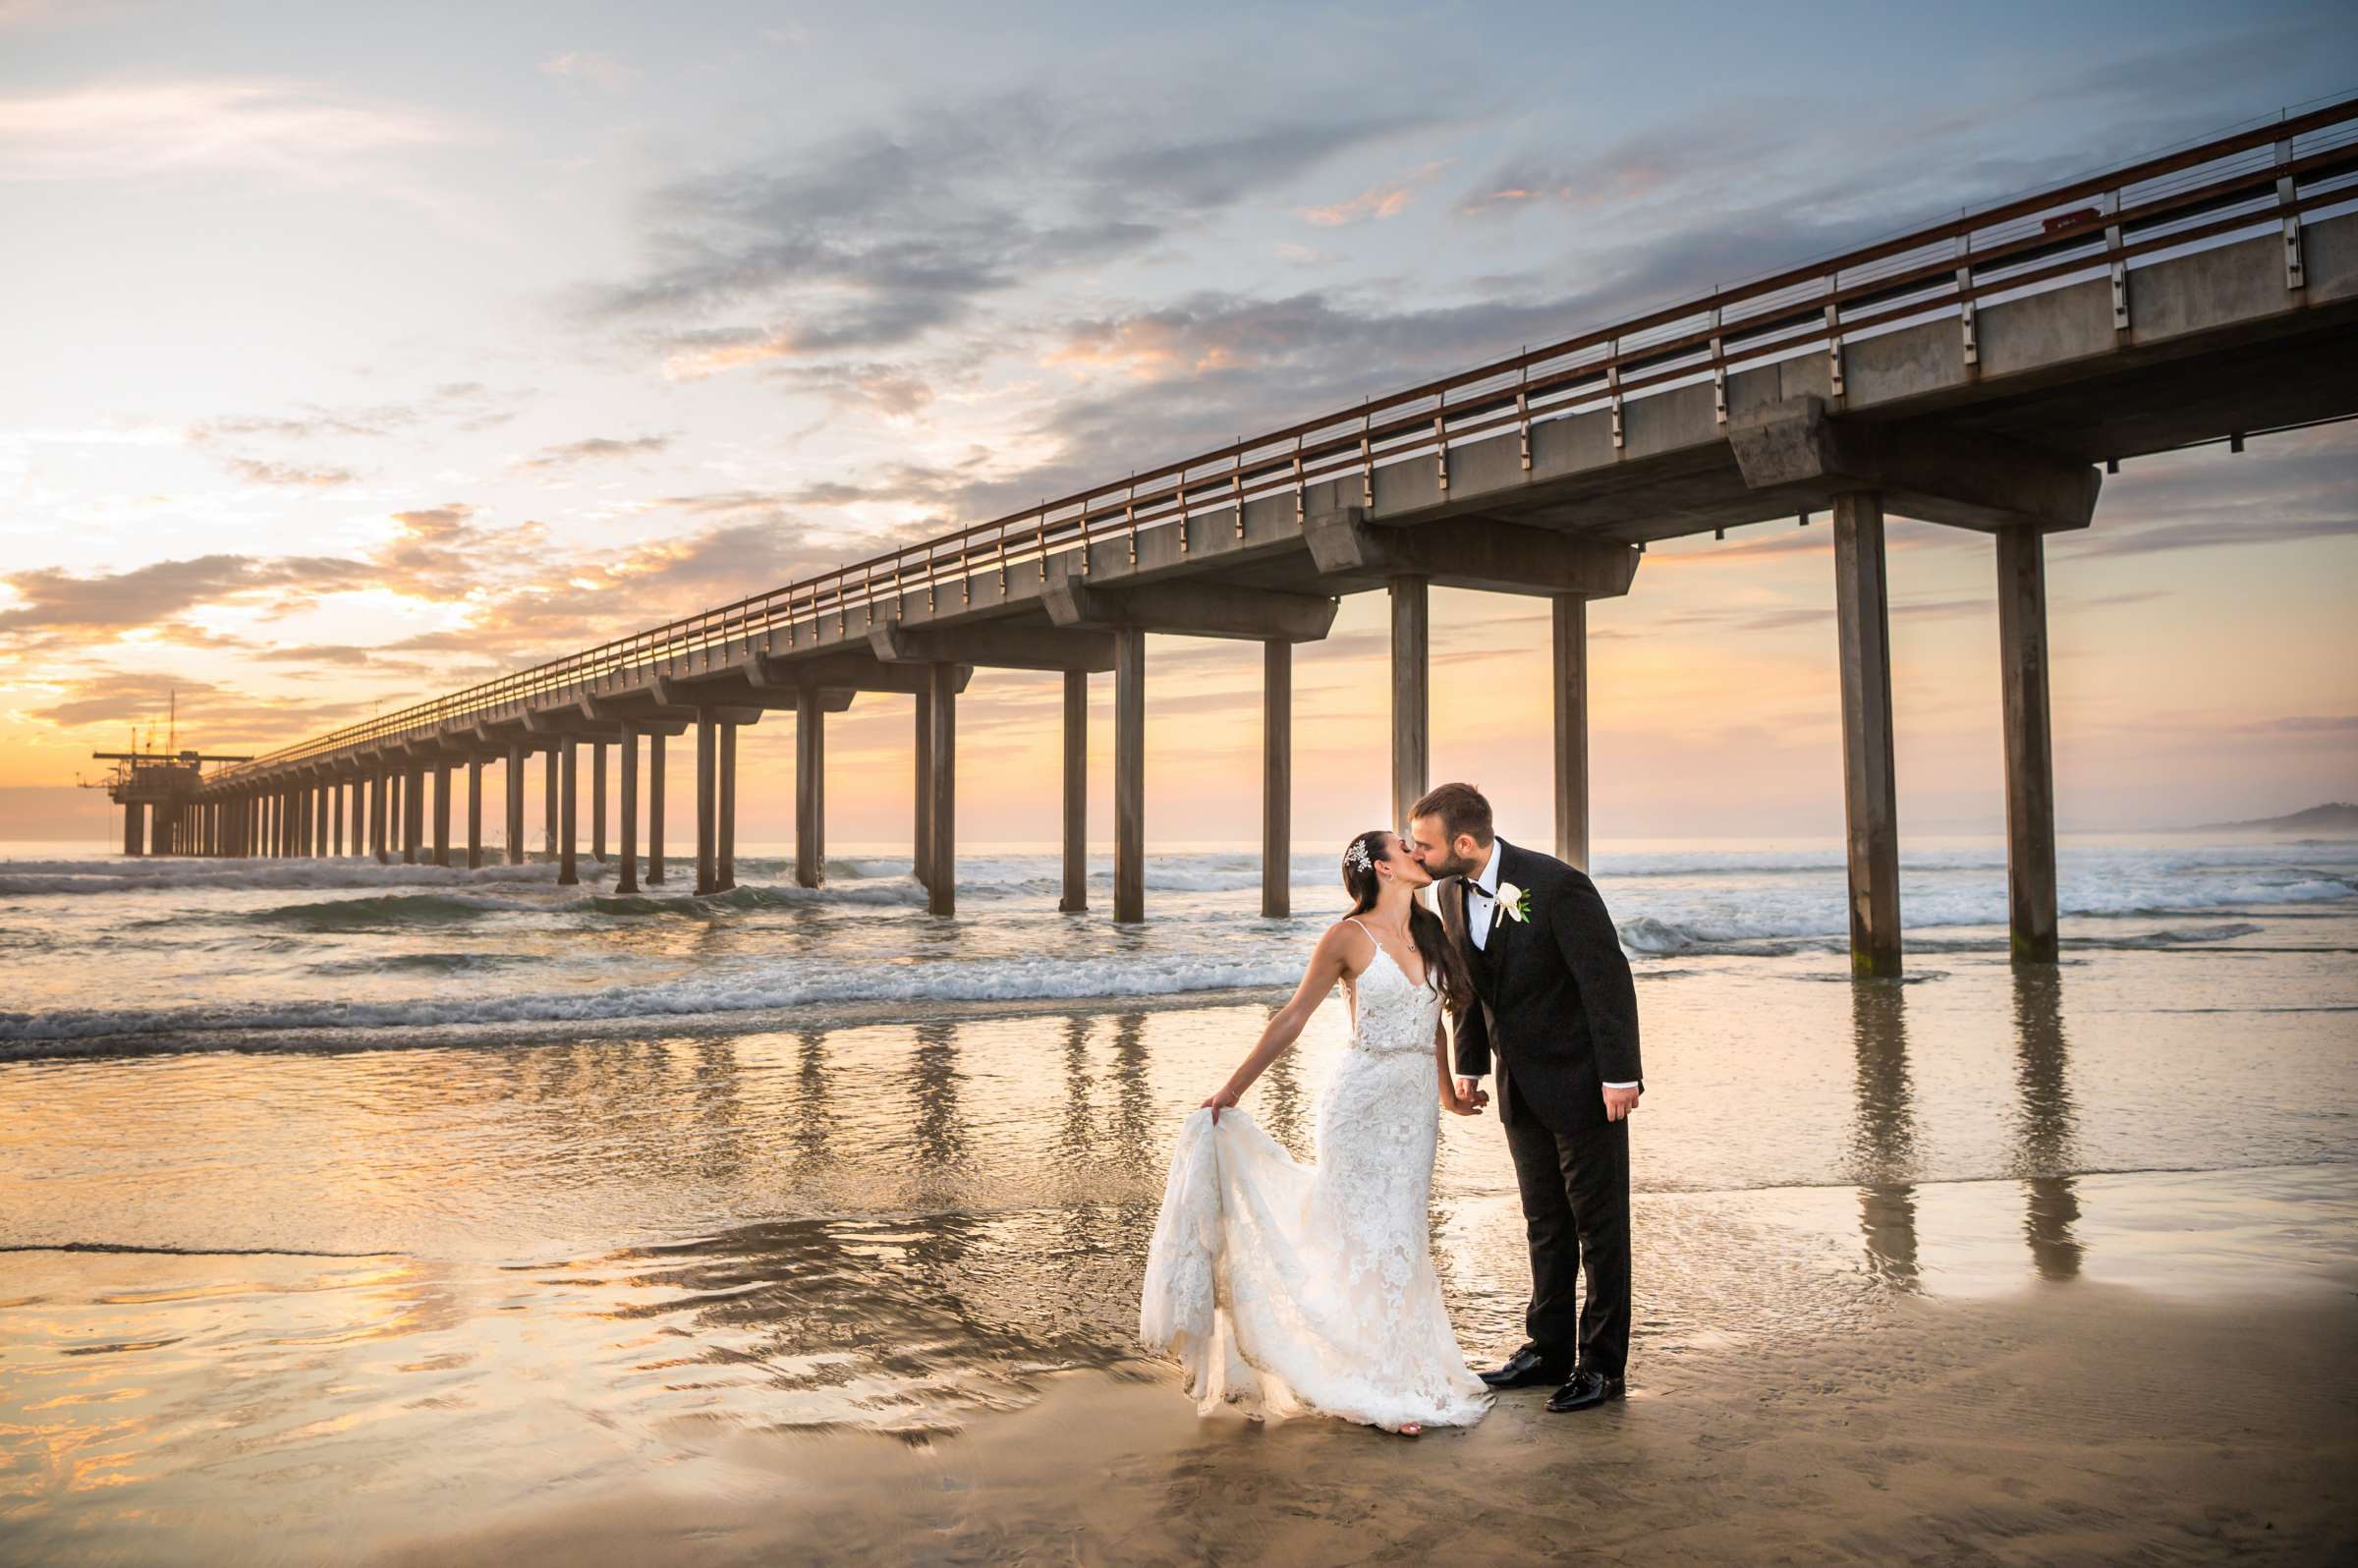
[0,951,1308,1046]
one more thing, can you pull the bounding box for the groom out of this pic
[1408,782,1643,1414]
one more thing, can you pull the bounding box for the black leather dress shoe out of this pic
[1544,1369,1626,1412]
[1478,1345,1570,1390]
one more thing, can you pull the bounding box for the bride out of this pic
[1138,829,1492,1435]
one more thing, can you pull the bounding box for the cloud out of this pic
[591,91,1435,367]
[2058,513,2358,559]
[540,51,636,93]
[0,80,466,182]
[1297,160,1448,227]
[515,434,671,469]
[189,382,523,446]
[0,553,369,637]
[24,667,374,737]
[222,456,357,487]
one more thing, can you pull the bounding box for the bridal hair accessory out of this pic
[1344,838,1375,875]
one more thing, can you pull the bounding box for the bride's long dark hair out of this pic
[1340,829,1471,1012]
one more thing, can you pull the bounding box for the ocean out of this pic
[2,831,2354,1560]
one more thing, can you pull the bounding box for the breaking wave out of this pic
[0,951,1307,1047]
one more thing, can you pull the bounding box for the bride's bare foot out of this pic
[1398,1422,1421,1437]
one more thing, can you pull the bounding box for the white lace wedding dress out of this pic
[1138,930,1491,1429]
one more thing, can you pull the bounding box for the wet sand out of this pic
[369,1276,2356,1567]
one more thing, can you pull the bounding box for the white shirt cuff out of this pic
[1603,1081,1640,1090]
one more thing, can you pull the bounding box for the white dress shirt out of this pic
[1460,839,1639,1092]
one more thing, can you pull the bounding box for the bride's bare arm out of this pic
[1202,923,1359,1122]
[1434,1017,1481,1115]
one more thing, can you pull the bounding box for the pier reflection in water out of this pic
[1846,968,2086,1289]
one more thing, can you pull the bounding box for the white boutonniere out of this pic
[1494,881,1533,924]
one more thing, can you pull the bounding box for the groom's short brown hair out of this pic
[1410,782,1493,847]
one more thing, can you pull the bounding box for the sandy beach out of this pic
[362,1275,2357,1567]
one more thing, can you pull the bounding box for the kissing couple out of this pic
[1140,781,1644,1433]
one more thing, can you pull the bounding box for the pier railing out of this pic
[211,94,2358,782]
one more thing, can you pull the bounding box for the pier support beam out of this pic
[541,747,558,861]
[349,780,363,859]
[331,783,343,858]
[592,741,608,865]
[1114,627,1145,924]
[1390,577,1430,836]
[433,763,452,868]
[1263,641,1290,919]
[123,802,141,857]
[915,689,933,892]
[1061,670,1088,914]
[1553,594,1591,872]
[505,744,526,866]
[647,732,666,885]
[795,690,824,889]
[716,722,737,893]
[558,738,579,887]
[466,757,483,870]
[405,763,424,867]
[1997,528,2059,965]
[616,724,641,895]
[369,772,385,863]
[695,710,717,896]
[925,660,957,918]
[1833,491,1903,978]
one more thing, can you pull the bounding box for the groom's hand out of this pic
[1602,1085,1642,1122]
[1455,1077,1488,1111]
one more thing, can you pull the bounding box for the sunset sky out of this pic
[4,0,2353,850]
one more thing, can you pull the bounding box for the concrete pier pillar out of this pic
[541,747,558,860]
[349,779,363,858]
[315,785,328,857]
[1997,527,2059,965]
[378,775,390,860]
[616,724,641,895]
[123,802,141,857]
[1263,640,1291,919]
[504,744,525,866]
[405,764,424,867]
[925,661,957,918]
[592,741,608,865]
[330,783,342,858]
[433,763,452,868]
[914,688,933,893]
[795,690,824,889]
[367,773,382,863]
[558,738,579,887]
[1833,491,1903,978]
[1113,627,1145,924]
[695,710,717,896]
[716,722,737,893]
[466,757,483,870]
[1552,593,1592,872]
[646,732,666,884]
[1389,576,1430,835]
[1061,669,1088,914]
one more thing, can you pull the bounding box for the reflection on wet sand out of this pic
[2011,969,2084,1281]
[1848,968,2089,1288]
[1847,978,1921,1289]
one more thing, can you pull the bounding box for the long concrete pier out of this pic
[180,106,2358,972]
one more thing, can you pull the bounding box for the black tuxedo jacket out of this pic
[1438,838,1642,1134]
